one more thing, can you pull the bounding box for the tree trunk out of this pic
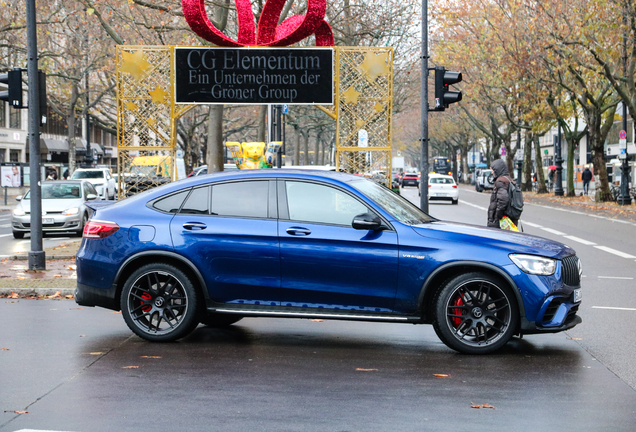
[534,135,547,193]
[566,136,580,197]
[207,105,224,172]
[257,105,267,142]
[461,145,469,184]
[294,128,301,165]
[522,130,533,192]
[303,132,309,165]
[66,83,79,176]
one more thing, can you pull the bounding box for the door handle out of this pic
[183,222,207,230]
[286,227,311,236]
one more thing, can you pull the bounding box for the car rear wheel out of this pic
[432,272,518,354]
[121,263,200,342]
[200,313,243,327]
[452,198,458,205]
[12,231,24,239]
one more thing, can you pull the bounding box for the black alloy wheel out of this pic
[433,272,518,354]
[121,263,200,342]
[200,313,243,327]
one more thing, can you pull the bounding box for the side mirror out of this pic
[352,212,384,231]
[16,195,22,201]
[86,194,98,201]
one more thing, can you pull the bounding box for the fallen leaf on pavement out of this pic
[49,291,62,299]
[67,266,76,270]
[53,274,62,278]
[89,352,103,355]
[122,366,140,369]
[5,301,18,303]
[569,337,583,341]
[6,410,28,414]
[434,374,450,377]
[1,348,9,351]
[356,368,378,371]
[15,277,24,280]
[471,402,495,409]
[9,292,19,298]
[79,334,86,337]
[141,356,162,359]
[311,319,323,322]
[113,311,121,314]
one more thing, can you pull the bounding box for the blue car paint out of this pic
[76,170,581,334]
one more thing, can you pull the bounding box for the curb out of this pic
[7,255,76,260]
[1,287,76,297]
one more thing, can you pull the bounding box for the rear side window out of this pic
[180,187,210,215]
[152,190,189,214]
[211,181,268,218]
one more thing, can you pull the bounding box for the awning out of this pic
[92,144,104,155]
[75,139,87,150]
[26,138,69,153]
[103,146,116,157]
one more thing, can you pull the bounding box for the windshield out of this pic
[131,166,158,177]
[24,183,82,200]
[71,170,104,179]
[349,179,434,225]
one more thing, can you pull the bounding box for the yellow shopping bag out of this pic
[499,216,519,231]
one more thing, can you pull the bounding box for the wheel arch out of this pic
[418,261,526,324]
[113,251,210,307]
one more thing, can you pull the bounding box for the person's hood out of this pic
[491,159,508,179]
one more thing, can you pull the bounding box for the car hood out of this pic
[411,221,576,259]
[76,178,106,185]
[19,199,84,213]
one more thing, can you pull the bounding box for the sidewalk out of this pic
[0,239,80,298]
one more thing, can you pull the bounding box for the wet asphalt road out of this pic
[1,301,636,432]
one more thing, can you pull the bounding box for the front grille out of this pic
[23,222,66,228]
[561,255,581,286]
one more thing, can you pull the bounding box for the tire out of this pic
[476,184,482,192]
[200,313,243,327]
[432,272,518,354]
[12,231,24,239]
[121,263,200,342]
[452,198,458,205]
[75,213,88,237]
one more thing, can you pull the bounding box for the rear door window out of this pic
[211,181,269,219]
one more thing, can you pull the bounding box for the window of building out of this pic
[0,101,6,128]
[10,150,20,162]
[9,106,21,129]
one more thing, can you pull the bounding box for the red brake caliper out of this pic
[141,292,152,312]
[451,295,464,327]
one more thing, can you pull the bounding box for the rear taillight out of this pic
[452,185,458,188]
[83,220,120,239]
[428,184,432,187]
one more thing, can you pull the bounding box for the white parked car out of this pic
[420,173,459,204]
[70,168,116,200]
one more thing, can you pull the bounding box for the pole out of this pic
[419,0,429,213]
[618,6,632,205]
[554,123,564,196]
[275,105,283,168]
[26,0,45,270]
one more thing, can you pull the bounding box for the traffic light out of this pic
[433,66,462,111]
[0,68,23,109]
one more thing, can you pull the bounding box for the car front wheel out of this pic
[12,231,24,239]
[121,263,200,342]
[432,272,518,354]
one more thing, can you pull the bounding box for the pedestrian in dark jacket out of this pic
[582,167,592,195]
[487,159,518,228]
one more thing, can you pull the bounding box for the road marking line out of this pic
[540,227,566,235]
[598,276,634,280]
[594,246,636,259]
[0,223,10,228]
[0,233,12,238]
[592,306,636,311]
[461,201,487,211]
[563,235,597,246]
[522,221,543,228]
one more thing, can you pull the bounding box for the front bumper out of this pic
[12,214,82,233]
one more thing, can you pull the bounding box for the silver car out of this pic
[11,180,98,239]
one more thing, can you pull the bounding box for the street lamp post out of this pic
[419,0,429,213]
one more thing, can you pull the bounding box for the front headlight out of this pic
[13,207,25,216]
[62,207,79,216]
[509,254,556,276]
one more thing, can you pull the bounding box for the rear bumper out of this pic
[75,282,120,311]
